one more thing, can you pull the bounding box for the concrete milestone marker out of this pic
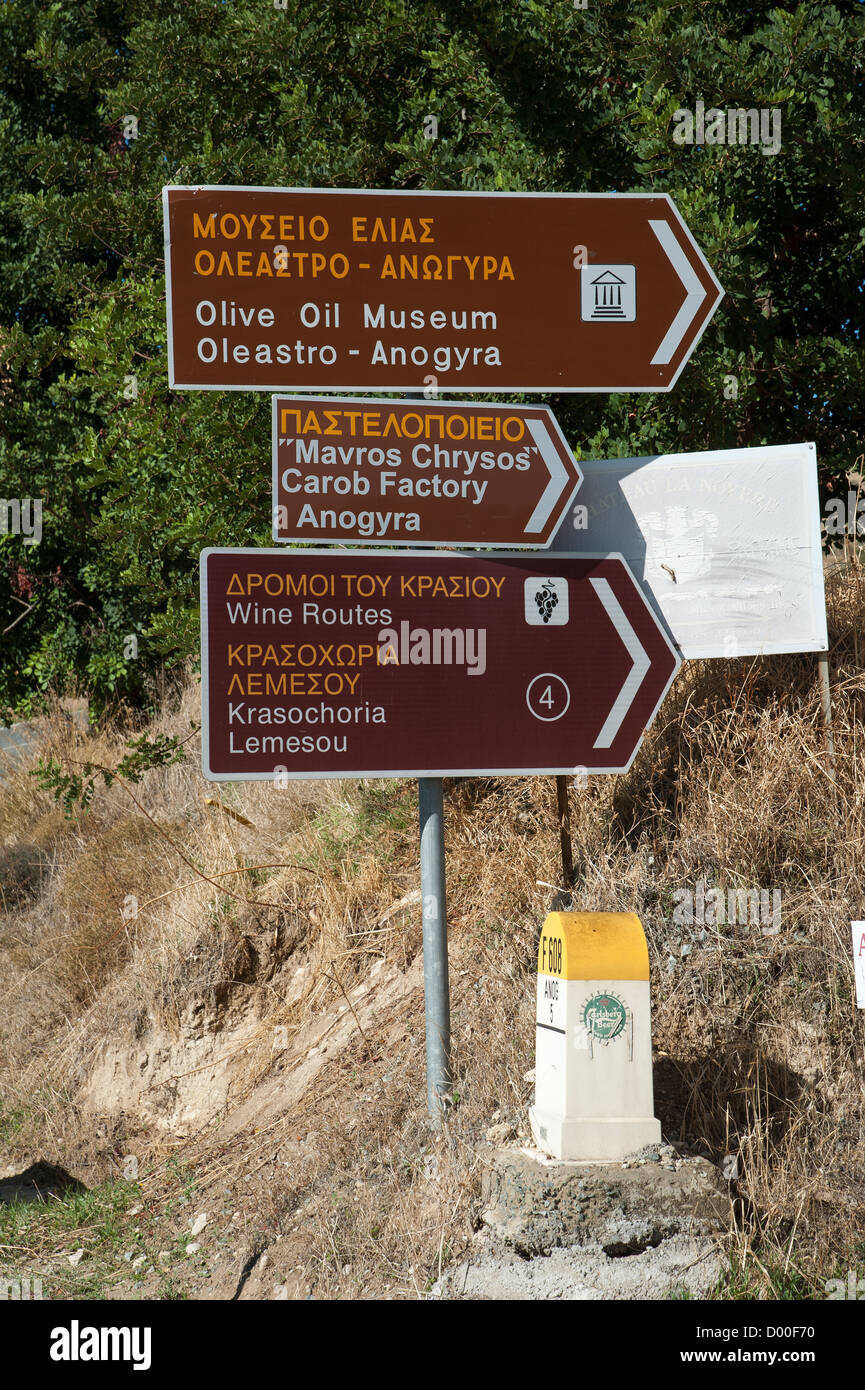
[530,912,661,1161]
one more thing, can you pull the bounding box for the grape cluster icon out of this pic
[534,581,559,624]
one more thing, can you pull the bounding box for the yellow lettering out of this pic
[193,212,216,238]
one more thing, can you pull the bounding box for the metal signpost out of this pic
[163,183,722,1123]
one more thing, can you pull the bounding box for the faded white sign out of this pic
[552,442,827,658]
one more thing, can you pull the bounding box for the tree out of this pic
[2,0,863,712]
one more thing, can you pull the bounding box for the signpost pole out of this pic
[555,775,575,898]
[419,776,451,1123]
[817,652,837,784]
[403,381,451,1125]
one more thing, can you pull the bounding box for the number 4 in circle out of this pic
[526,673,571,722]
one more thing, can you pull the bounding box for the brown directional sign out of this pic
[271,397,583,547]
[200,549,681,780]
[163,187,723,393]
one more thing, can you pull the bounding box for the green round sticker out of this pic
[582,991,627,1044]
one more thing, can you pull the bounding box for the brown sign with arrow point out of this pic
[271,397,583,548]
[200,549,681,780]
[163,187,722,393]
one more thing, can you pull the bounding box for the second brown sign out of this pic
[271,397,583,547]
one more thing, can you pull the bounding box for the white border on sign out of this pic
[163,187,724,393]
[163,186,176,392]
[269,395,583,548]
[802,441,829,655]
[198,547,682,782]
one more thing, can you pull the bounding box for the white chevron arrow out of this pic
[524,419,572,534]
[649,218,708,366]
[590,577,651,748]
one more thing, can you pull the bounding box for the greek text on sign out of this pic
[199,549,681,780]
[271,397,582,547]
[164,187,723,392]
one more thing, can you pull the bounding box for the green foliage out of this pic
[2,0,863,710]
[712,1251,821,1300]
[34,730,188,814]
[0,1177,143,1299]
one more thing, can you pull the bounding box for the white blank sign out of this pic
[552,442,827,659]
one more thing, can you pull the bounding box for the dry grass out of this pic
[1,561,864,1298]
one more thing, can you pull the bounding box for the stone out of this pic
[478,1147,727,1257]
[433,1233,721,1301]
[432,1144,728,1300]
[486,1122,517,1144]
[185,1242,201,1255]
[188,1211,209,1238]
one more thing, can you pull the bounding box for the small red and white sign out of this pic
[852,921,865,1009]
